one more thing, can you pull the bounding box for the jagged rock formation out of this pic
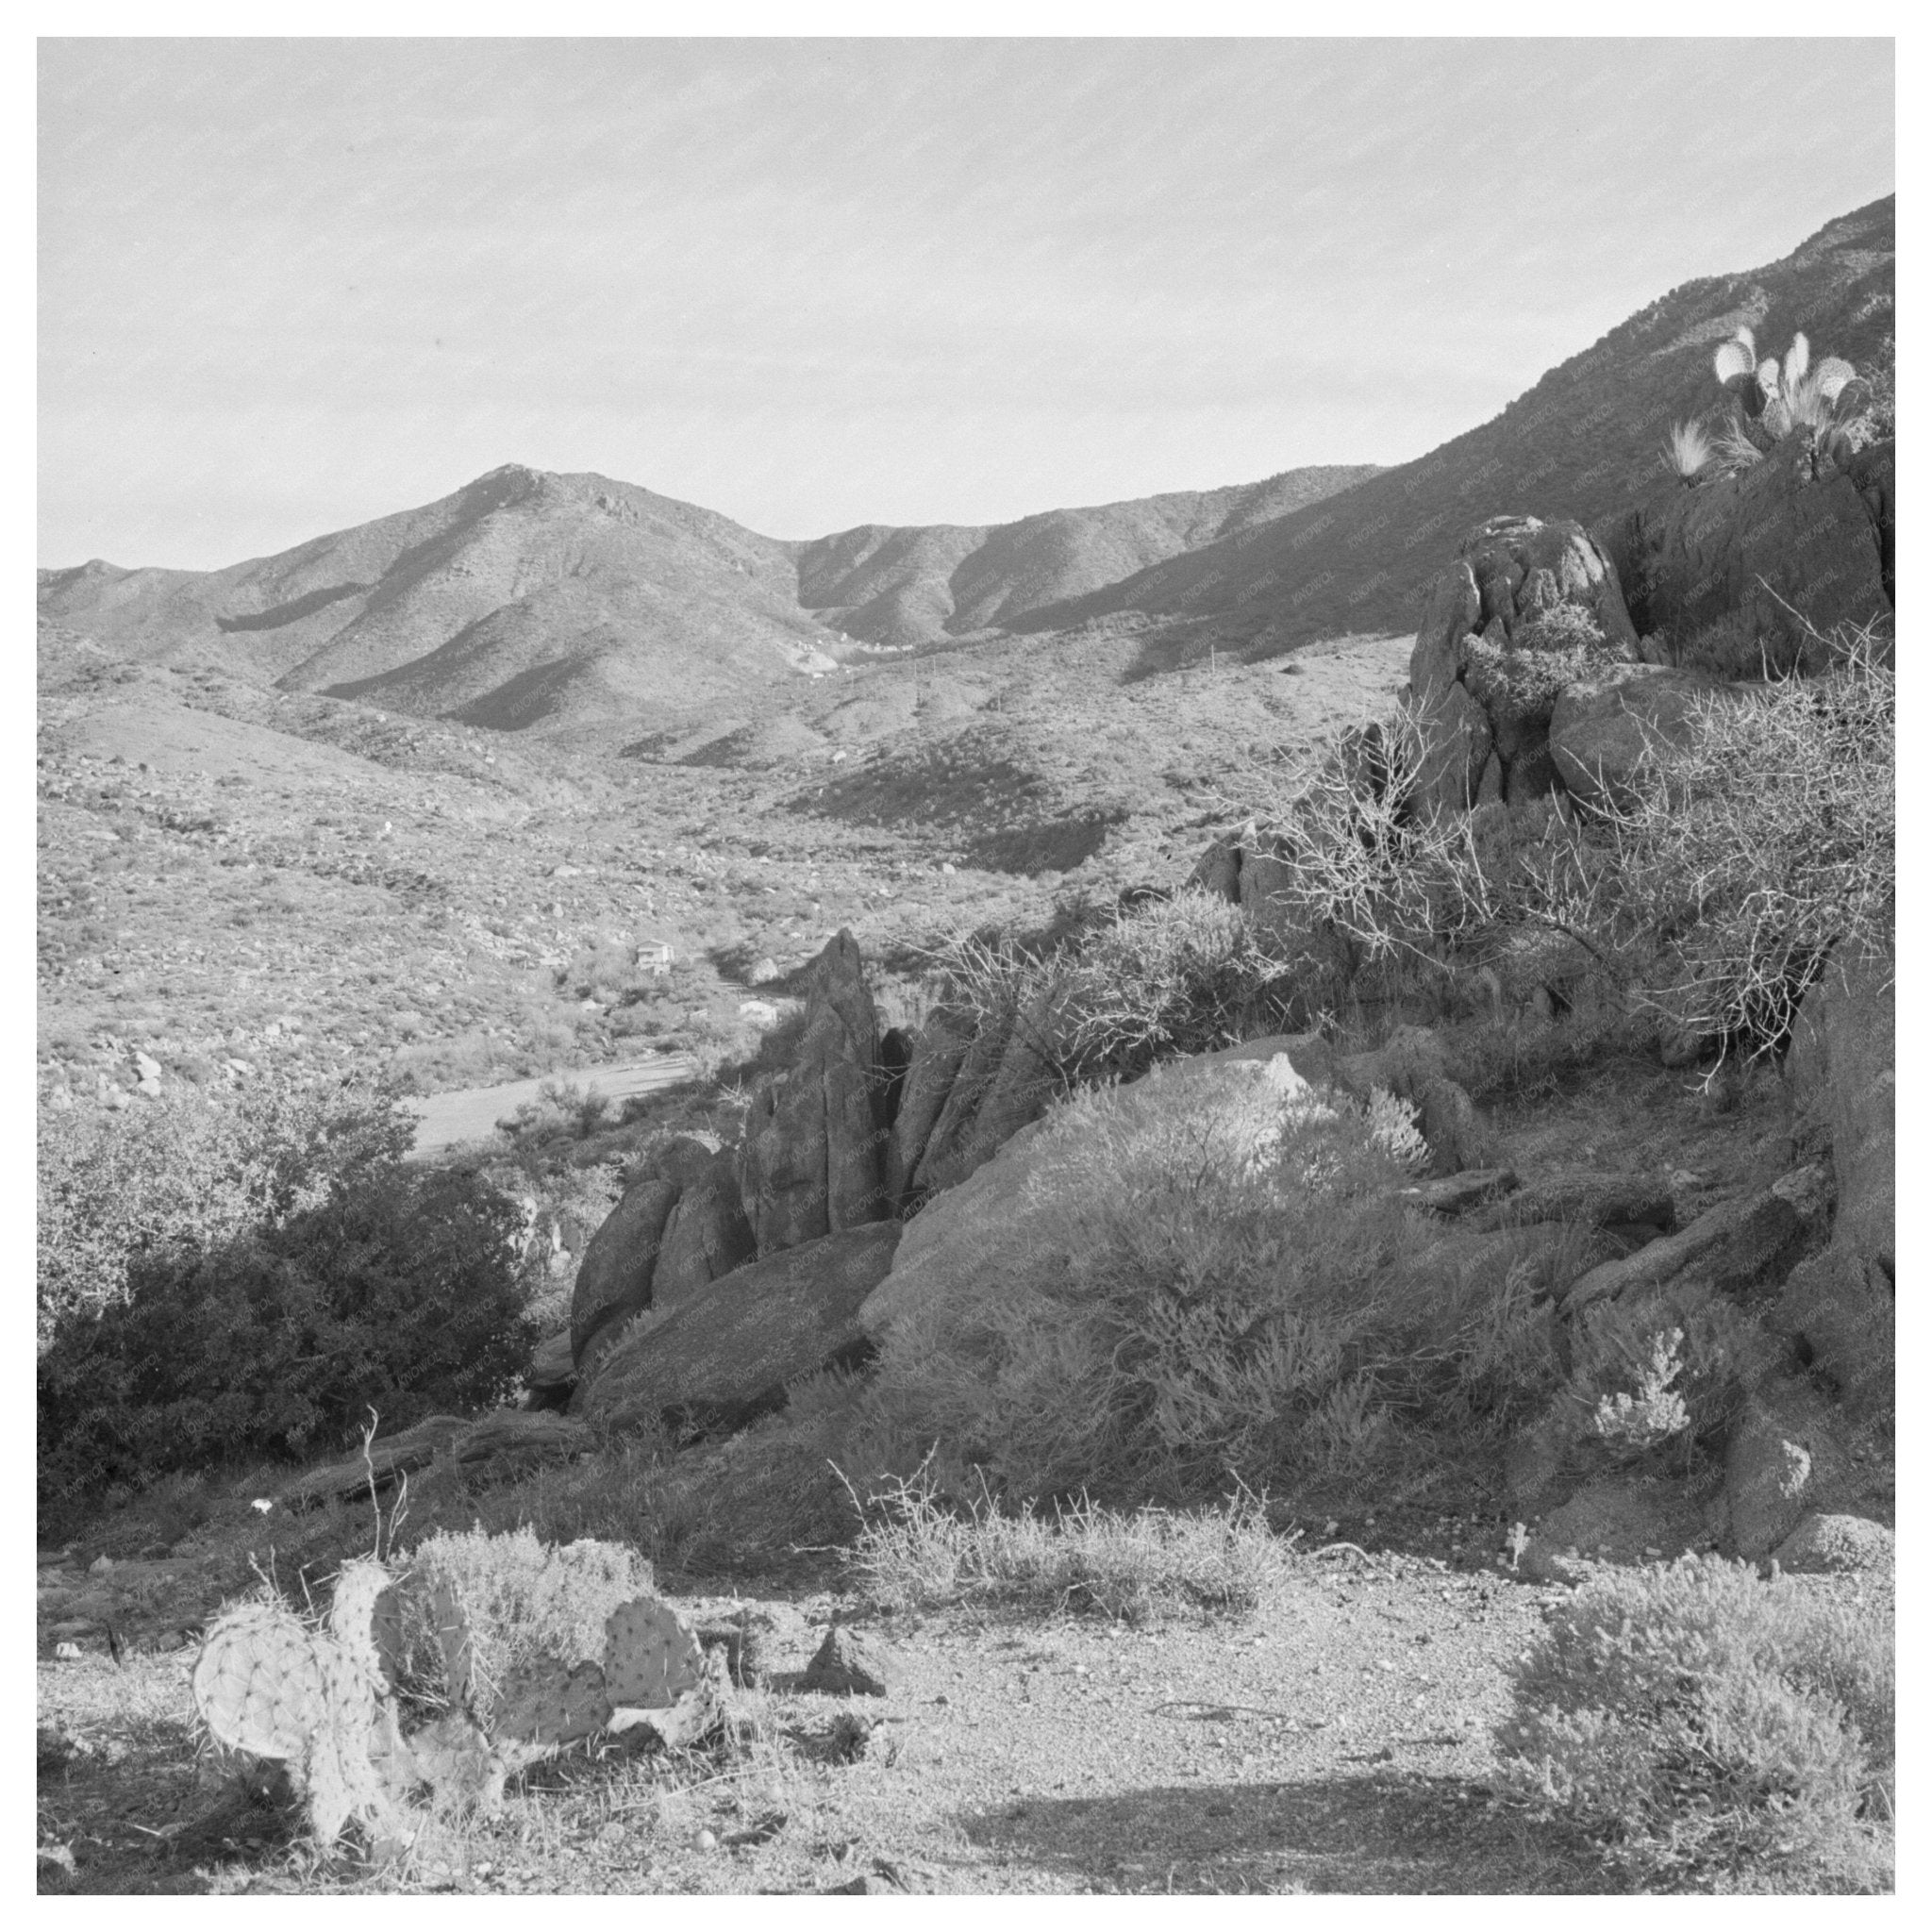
[1408,514,1641,813]
[738,929,891,1254]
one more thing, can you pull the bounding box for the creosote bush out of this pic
[1499,1554,1893,1891]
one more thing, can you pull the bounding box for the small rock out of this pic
[747,958,783,986]
[802,1624,899,1698]
[691,1829,717,1853]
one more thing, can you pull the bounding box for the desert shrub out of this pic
[36,1072,414,1345]
[1593,625,1892,1053]
[935,888,1303,1090]
[1232,622,1890,1062]
[1498,1555,1894,1891]
[861,1069,1564,1505]
[38,1165,537,1522]
[1512,603,1607,657]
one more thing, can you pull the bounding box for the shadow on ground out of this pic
[959,1771,1613,1894]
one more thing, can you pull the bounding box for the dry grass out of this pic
[843,1457,1294,1622]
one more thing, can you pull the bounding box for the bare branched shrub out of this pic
[930,888,1305,1089]
[1588,623,1892,1053]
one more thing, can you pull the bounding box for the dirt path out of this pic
[37,1541,1610,1896]
[405,1053,698,1158]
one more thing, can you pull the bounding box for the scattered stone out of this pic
[802,1625,899,1698]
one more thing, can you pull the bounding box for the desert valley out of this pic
[38,171,1896,1899]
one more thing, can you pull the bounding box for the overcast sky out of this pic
[40,37,1894,571]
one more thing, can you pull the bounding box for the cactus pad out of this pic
[493,1656,613,1746]
[192,1601,332,1760]
[327,1557,405,1692]
[602,1594,707,1711]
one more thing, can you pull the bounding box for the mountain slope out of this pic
[38,462,1380,731]
[1016,196,1896,642]
[792,467,1381,645]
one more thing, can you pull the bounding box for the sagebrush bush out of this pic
[862,1064,1564,1504]
[38,1165,537,1523]
[1499,1555,1894,1891]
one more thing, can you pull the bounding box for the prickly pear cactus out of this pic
[327,1557,405,1691]
[191,1596,403,1847]
[491,1656,613,1747]
[192,1601,333,1760]
[603,1594,708,1710]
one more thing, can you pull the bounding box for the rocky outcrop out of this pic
[1558,1165,1829,1314]
[1595,436,1890,665]
[578,1222,903,1433]
[882,1010,972,1209]
[1774,949,1894,1417]
[891,994,1062,1207]
[651,1144,758,1305]
[1548,663,1728,809]
[570,1174,683,1371]
[738,930,891,1255]
[1407,515,1640,817]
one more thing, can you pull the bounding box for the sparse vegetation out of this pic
[1499,1555,1894,1891]
[844,1459,1293,1621]
[860,1071,1564,1507]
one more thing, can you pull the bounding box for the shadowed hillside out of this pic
[1016,197,1895,643]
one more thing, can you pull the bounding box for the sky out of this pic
[38,37,1895,571]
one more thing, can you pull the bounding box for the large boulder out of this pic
[1548,663,1729,810]
[901,992,1062,1203]
[650,1144,757,1305]
[570,1175,681,1371]
[1594,437,1890,665]
[578,1222,903,1432]
[1457,514,1641,655]
[860,1042,1337,1340]
[1408,560,1481,703]
[738,930,890,1256]
[1409,679,1493,817]
[1786,951,1894,1281]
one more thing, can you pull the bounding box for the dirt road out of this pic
[405,1053,698,1157]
